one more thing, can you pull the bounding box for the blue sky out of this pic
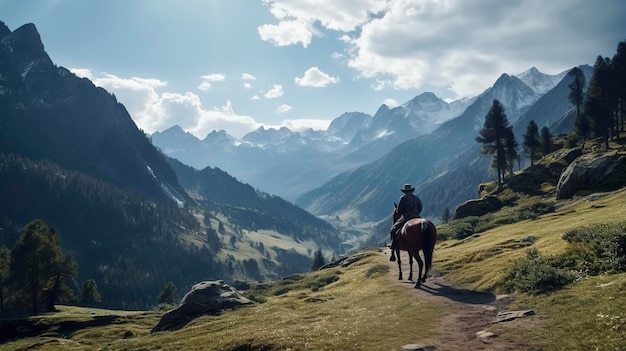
[2,0,625,138]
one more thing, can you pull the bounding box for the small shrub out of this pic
[501,249,575,294]
[562,223,626,274]
[445,216,480,240]
[516,201,555,220]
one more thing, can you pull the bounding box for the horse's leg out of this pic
[419,251,427,283]
[408,253,413,281]
[396,249,403,280]
[413,252,424,288]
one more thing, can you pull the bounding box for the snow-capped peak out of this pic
[516,66,568,95]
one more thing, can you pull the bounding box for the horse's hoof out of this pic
[413,283,421,289]
[389,256,396,262]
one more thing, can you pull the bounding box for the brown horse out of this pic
[390,203,437,288]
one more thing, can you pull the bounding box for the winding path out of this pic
[385,248,541,350]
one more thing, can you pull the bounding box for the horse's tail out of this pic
[421,221,434,272]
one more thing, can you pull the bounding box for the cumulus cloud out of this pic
[258,19,315,47]
[276,104,292,113]
[295,67,339,87]
[260,0,626,100]
[70,69,261,138]
[198,73,226,91]
[264,84,284,99]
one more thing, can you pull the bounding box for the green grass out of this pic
[0,249,444,351]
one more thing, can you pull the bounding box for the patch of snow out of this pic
[21,62,34,79]
[146,165,157,179]
[374,129,393,139]
[161,183,185,208]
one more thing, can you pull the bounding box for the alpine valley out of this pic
[0,20,592,310]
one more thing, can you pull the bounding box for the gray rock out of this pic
[492,309,535,323]
[452,196,502,220]
[151,280,253,332]
[556,146,583,164]
[556,153,619,199]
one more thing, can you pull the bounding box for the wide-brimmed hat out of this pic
[401,183,415,192]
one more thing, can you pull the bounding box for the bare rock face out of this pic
[555,153,619,200]
[452,196,502,220]
[151,280,253,333]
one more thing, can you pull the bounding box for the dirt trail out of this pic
[385,248,542,351]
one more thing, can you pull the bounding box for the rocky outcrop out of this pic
[452,196,502,220]
[555,152,620,200]
[151,281,253,333]
[555,146,583,164]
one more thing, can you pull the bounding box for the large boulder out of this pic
[555,152,619,200]
[151,280,253,332]
[452,196,502,220]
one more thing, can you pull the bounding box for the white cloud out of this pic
[295,67,339,87]
[258,19,314,47]
[242,73,256,80]
[264,84,284,99]
[70,68,93,79]
[382,98,398,107]
[262,0,389,32]
[244,83,252,89]
[71,69,261,139]
[198,73,226,91]
[251,95,261,100]
[276,104,292,113]
[260,0,626,100]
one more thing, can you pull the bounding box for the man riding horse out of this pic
[389,183,423,261]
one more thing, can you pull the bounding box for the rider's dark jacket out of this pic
[391,193,423,236]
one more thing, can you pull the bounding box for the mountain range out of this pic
[152,63,590,234]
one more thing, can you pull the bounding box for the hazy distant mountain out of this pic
[150,92,470,200]
[295,67,570,224]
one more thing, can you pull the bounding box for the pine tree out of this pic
[476,100,514,187]
[612,41,626,132]
[523,120,541,166]
[10,220,71,315]
[81,279,102,305]
[540,127,553,156]
[0,246,10,313]
[568,66,586,120]
[311,249,326,271]
[505,128,519,175]
[584,55,614,149]
[157,281,176,305]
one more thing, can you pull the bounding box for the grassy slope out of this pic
[2,142,625,350]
